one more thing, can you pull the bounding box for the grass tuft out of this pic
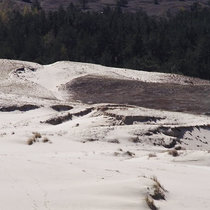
[151,176,167,192]
[27,136,36,145]
[150,184,165,200]
[42,137,49,143]
[168,149,179,157]
[145,195,158,210]
[33,132,42,138]
[148,153,157,158]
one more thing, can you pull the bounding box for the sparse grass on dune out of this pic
[32,132,41,139]
[27,133,51,145]
[151,176,167,193]
[42,137,49,143]
[27,136,36,145]
[168,149,179,157]
[145,195,158,210]
[144,175,168,209]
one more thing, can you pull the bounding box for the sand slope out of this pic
[0,59,210,210]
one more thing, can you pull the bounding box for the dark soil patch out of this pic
[43,107,94,125]
[156,125,210,147]
[43,113,72,125]
[73,107,94,117]
[51,105,73,112]
[65,75,210,114]
[103,111,164,124]
[0,104,40,112]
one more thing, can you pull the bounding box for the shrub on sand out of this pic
[151,176,167,192]
[168,149,179,157]
[33,132,41,138]
[150,184,165,200]
[145,195,158,210]
[148,153,157,158]
[42,137,49,143]
[27,136,36,145]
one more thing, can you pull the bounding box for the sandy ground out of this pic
[0,59,210,210]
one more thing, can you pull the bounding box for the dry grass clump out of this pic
[151,184,165,200]
[149,176,167,202]
[151,176,167,192]
[130,137,140,143]
[27,136,36,145]
[168,149,179,157]
[42,137,49,143]
[108,139,120,144]
[114,152,120,156]
[148,153,157,158]
[145,195,158,210]
[175,146,182,150]
[32,132,41,139]
[86,138,98,142]
[125,150,135,157]
[27,132,51,145]
[145,176,168,209]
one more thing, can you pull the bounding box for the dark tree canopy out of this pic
[0,3,210,80]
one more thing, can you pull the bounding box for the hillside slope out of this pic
[0,59,210,210]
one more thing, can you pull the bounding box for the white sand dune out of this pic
[0,59,210,210]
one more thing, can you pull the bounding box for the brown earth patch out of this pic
[51,105,73,112]
[0,104,40,112]
[65,75,210,114]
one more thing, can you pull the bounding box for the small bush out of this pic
[125,151,135,157]
[42,137,49,143]
[145,195,158,210]
[87,138,98,142]
[148,153,157,158]
[168,149,179,157]
[175,146,182,150]
[33,132,41,138]
[27,133,51,145]
[27,136,36,145]
[130,137,140,143]
[108,139,120,144]
[151,176,167,192]
[150,184,165,200]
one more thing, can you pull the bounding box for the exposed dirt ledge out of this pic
[156,125,210,148]
[44,113,73,125]
[0,104,40,112]
[73,107,94,117]
[43,107,94,125]
[102,111,165,125]
[51,105,73,112]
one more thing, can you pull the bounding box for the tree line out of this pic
[0,2,210,80]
